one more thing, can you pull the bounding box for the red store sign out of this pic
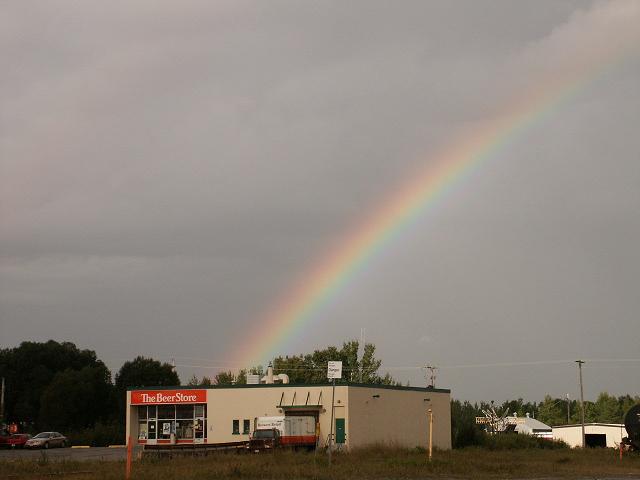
[131,389,207,405]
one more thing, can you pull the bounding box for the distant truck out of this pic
[247,416,317,452]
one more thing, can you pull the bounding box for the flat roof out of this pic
[127,382,450,394]
[552,423,624,429]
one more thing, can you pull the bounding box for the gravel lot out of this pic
[0,446,130,461]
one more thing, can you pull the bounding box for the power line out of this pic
[172,358,640,371]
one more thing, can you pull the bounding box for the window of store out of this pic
[176,404,195,440]
[138,404,206,442]
[232,419,240,435]
[243,419,250,435]
[158,405,175,440]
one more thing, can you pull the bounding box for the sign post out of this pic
[327,361,342,466]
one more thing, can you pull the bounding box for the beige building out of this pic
[125,383,451,450]
[552,423,626,448]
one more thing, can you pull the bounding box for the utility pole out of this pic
[566,393,570,424]
[0,377,5,424]
[576,360,585,448]
[359,328,365,383]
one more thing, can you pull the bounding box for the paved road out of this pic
[0,447,131,462]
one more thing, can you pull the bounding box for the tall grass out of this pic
[1,446,638,479]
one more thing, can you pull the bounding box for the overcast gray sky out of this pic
[2,0,639,402]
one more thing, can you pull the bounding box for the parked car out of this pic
[5,433,32,448]
[24,432,68,449]
[0,429,10,447]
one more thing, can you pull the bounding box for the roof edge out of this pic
[552,423,624,428]
[126,382,450,394]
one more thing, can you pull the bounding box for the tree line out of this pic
[0,341,179,434]
[191,340,399,386]
[0,339,395,436]
[1,339,638,447]
[451,393,640,448]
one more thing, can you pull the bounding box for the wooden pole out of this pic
[428,408,433,462]
[126,436,132,479]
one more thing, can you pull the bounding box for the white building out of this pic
[552,423,625,448]
[507,413,552,439]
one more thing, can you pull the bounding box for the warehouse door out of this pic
[335,418,345,444]
[585,433,606,448]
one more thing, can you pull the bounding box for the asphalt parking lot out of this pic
[0,446,130,462]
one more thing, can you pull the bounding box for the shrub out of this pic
[66,422,124,447]
[479,432,568,450]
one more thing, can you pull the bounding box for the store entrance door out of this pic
[194,404,205,444]
[147,420,157,445]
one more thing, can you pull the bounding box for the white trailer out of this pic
[255,416,316,447]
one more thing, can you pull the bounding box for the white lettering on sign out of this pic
[131,389,205,404]
[139,393,198,403]
[327,361,342,379]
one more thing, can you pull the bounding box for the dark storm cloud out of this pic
[1,0,639,400]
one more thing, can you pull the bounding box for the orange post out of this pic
[126,436,133,479]
[619,442,623,460]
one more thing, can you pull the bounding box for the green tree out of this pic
[115,356,179,420]
[115,356,179,390]
[39,365,115,430]
[450,399,484,448]
[187,375,213,386]
[537,395,568,426]
[499,398,539,419]
[592,392,623,423]
[0,340,106,426]
[272,340,398,385]
[214,371,236,385]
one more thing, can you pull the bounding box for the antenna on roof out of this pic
[423,365,438,388]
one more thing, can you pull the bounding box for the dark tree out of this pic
[115,356,179,390]
[39,365,115,430]
[214,371,236,385]
[0,340,105,426]
[114,356,179,420]
[450,399,484,448]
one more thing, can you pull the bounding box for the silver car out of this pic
[24,432,68,449]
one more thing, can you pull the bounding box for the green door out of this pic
[335,418,345,444]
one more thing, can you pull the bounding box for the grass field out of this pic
[2,447,639,479]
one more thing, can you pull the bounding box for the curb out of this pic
[108,445,126,448]
[71,446,91,449]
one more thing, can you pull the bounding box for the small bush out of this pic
[66,422,124,447]
[479,432,568,450]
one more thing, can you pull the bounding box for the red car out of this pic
[0,430,32,449]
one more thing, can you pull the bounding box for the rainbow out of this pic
[233,39,637,367]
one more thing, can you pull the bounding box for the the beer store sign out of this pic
[131,389,207,405]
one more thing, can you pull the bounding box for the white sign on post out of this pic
[327,361,343,379]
